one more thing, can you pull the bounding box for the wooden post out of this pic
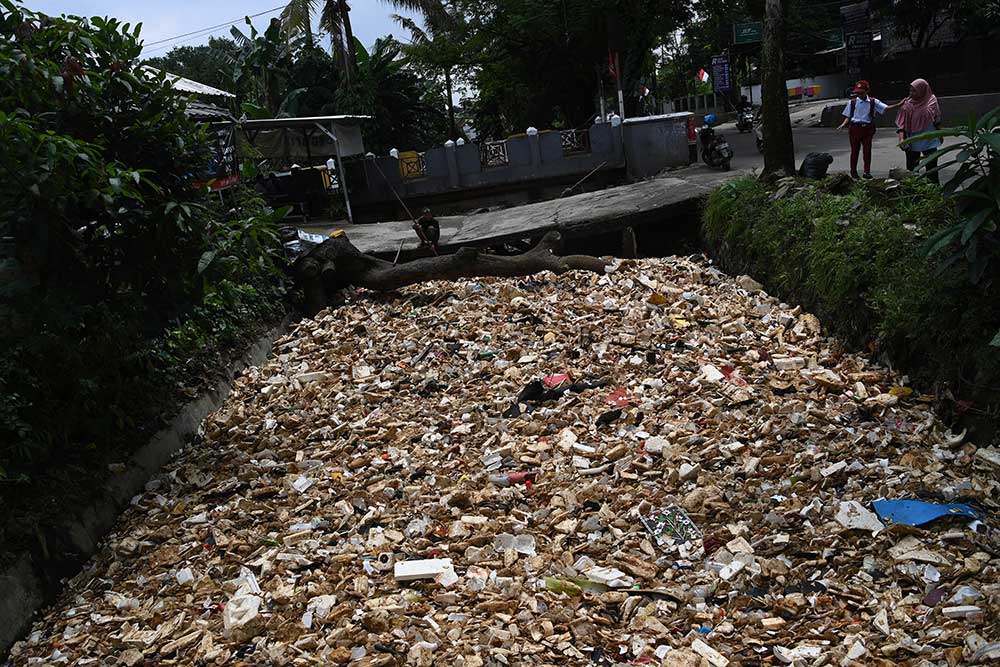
[621,226,638,259]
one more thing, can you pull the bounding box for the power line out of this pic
[141,26,243,56]
[140,4,285,53]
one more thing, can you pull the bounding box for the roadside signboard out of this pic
[733,21,763,45]
[711,54,731,93]
[199,125,240,191]
[845,31,872,77]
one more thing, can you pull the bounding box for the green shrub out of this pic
[903,108,1000,285]
[702,175,1000,389]
[0,1,290,486]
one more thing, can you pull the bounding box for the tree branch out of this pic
[294,230,609,314]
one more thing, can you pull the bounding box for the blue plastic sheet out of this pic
[872,499,983,527]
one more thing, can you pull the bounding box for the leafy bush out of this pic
[0,1,289,489]
[702,175,1000,391]
[0,1,216,301]
[905,108,1000,283]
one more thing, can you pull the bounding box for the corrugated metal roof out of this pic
[142,66,236,98]
[185,100,236,122]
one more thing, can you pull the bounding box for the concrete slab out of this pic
[305,167,739,257]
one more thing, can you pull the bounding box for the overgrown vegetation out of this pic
[905,108,1000,287]
[702,175,1000,394]
[0,0,288,517]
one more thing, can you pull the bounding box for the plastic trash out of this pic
[488,470,538,487]
[797,152,833,179]
[949,585,983,605]
[872,499,983,526]
[640,504,702,547]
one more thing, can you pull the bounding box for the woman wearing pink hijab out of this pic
[896,78,942,184]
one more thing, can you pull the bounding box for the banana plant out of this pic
[904,108,1000,346]
[904,108,1000,285]
[227,18,294,114]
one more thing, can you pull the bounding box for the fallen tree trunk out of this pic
[294,231,609,314]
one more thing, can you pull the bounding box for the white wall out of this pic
[742,73,850,104]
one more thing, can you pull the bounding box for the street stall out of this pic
[238,116,371,223]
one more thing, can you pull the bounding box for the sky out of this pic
[28,0,421,57]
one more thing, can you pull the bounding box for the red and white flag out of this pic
[697,68,710,83]
[640,84,650,98]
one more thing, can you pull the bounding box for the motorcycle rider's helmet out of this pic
[703,113,717,127]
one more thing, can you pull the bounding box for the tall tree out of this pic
[760,0,794,175]
[336,38,448,152]
[872,0,958,50]
[280,0,357,78]
[229,18,294,113]
[452,0,690,136]
[385,0,469,139]
[322,0,358,80]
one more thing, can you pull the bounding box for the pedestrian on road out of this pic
[837,80,903,179]
[896,78,942,184]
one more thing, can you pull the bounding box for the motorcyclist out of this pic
[737,95,752,113]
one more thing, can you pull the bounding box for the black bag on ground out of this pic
[798,152,834,179]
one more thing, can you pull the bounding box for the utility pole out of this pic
[599,69,607,121]
[615,51,625,120]
[761,0,795,176]
[444,67,457,139]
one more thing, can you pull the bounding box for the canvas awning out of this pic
[238,115,371,129]
[239,115,371,159]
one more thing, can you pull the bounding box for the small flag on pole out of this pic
[640,84,650,98]
[698,69,710,83]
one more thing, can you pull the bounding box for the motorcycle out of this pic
[736,108,754,133]
[698,124,734,171]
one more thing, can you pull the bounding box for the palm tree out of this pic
[321,0,357,81]
[280,0,317,49]
[280,0,357,80]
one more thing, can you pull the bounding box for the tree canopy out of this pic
[452,0,691,136]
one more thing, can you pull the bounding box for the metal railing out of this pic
[480,140,509,168]
[399,151,428,179]
[560,129,592,156]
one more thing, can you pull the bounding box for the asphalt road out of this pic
[714,122,956,179]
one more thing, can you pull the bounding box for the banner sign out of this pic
[845,31,872,77]
[711,54,731,93]
[733,21,763,45]
[249,123,366,163]
[199,124,240,191]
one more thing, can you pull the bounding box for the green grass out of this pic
[702,175,1000,390]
